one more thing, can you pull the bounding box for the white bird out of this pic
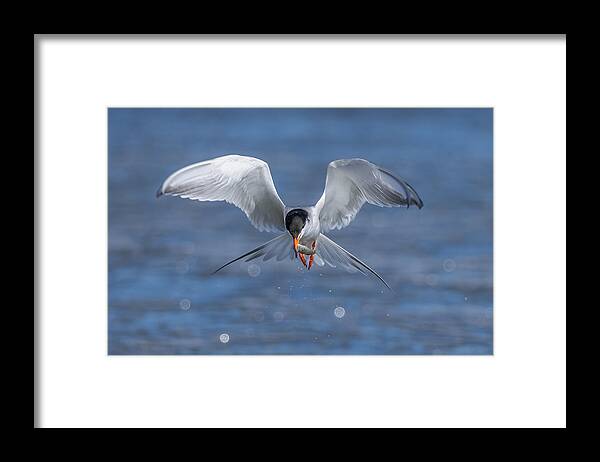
[157,155,423,289]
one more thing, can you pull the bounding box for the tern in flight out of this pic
[157,155,423,289]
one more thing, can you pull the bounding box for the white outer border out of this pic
[36,36,566,428]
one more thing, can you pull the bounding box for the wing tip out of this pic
[156,184,164,198]
[376,166,424,210]
[405,189,423,209]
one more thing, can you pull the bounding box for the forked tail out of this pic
[211,232,392,291]
[316,234,392,291]
[211,234,293,274]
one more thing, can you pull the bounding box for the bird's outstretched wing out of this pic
[212,233,294,274]
[157,155,286,232]
[315,159,423,232]
[316,234,391,290]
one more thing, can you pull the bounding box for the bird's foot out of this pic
[299,253,307,268]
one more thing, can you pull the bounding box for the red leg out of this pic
[308,241,316,270]
[299,253,307,267]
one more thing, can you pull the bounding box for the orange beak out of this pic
[293,237,299,258]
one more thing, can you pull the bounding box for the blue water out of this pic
[108,108,493,354]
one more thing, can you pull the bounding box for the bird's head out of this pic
[285,209,309,257]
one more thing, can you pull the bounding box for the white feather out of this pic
[315,159,423,232]
[212,234,294,274]
[316,234,391,290]
[157,155,286,232]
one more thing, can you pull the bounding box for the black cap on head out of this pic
[285,209,308,237]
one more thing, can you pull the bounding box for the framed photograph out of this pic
[108,107,492,355]
[35,34,566,428]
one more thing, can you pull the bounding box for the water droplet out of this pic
[443,259,457,272]
[219,333,230,344]
[425,274,439,286]
[247,263,261,277]
[464,296,469,302]
[179,299,191,310]
[273,311,284,321]
[253,311,265,322]
[334,306,346,318]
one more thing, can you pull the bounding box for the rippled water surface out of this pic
[108,108,493,354]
